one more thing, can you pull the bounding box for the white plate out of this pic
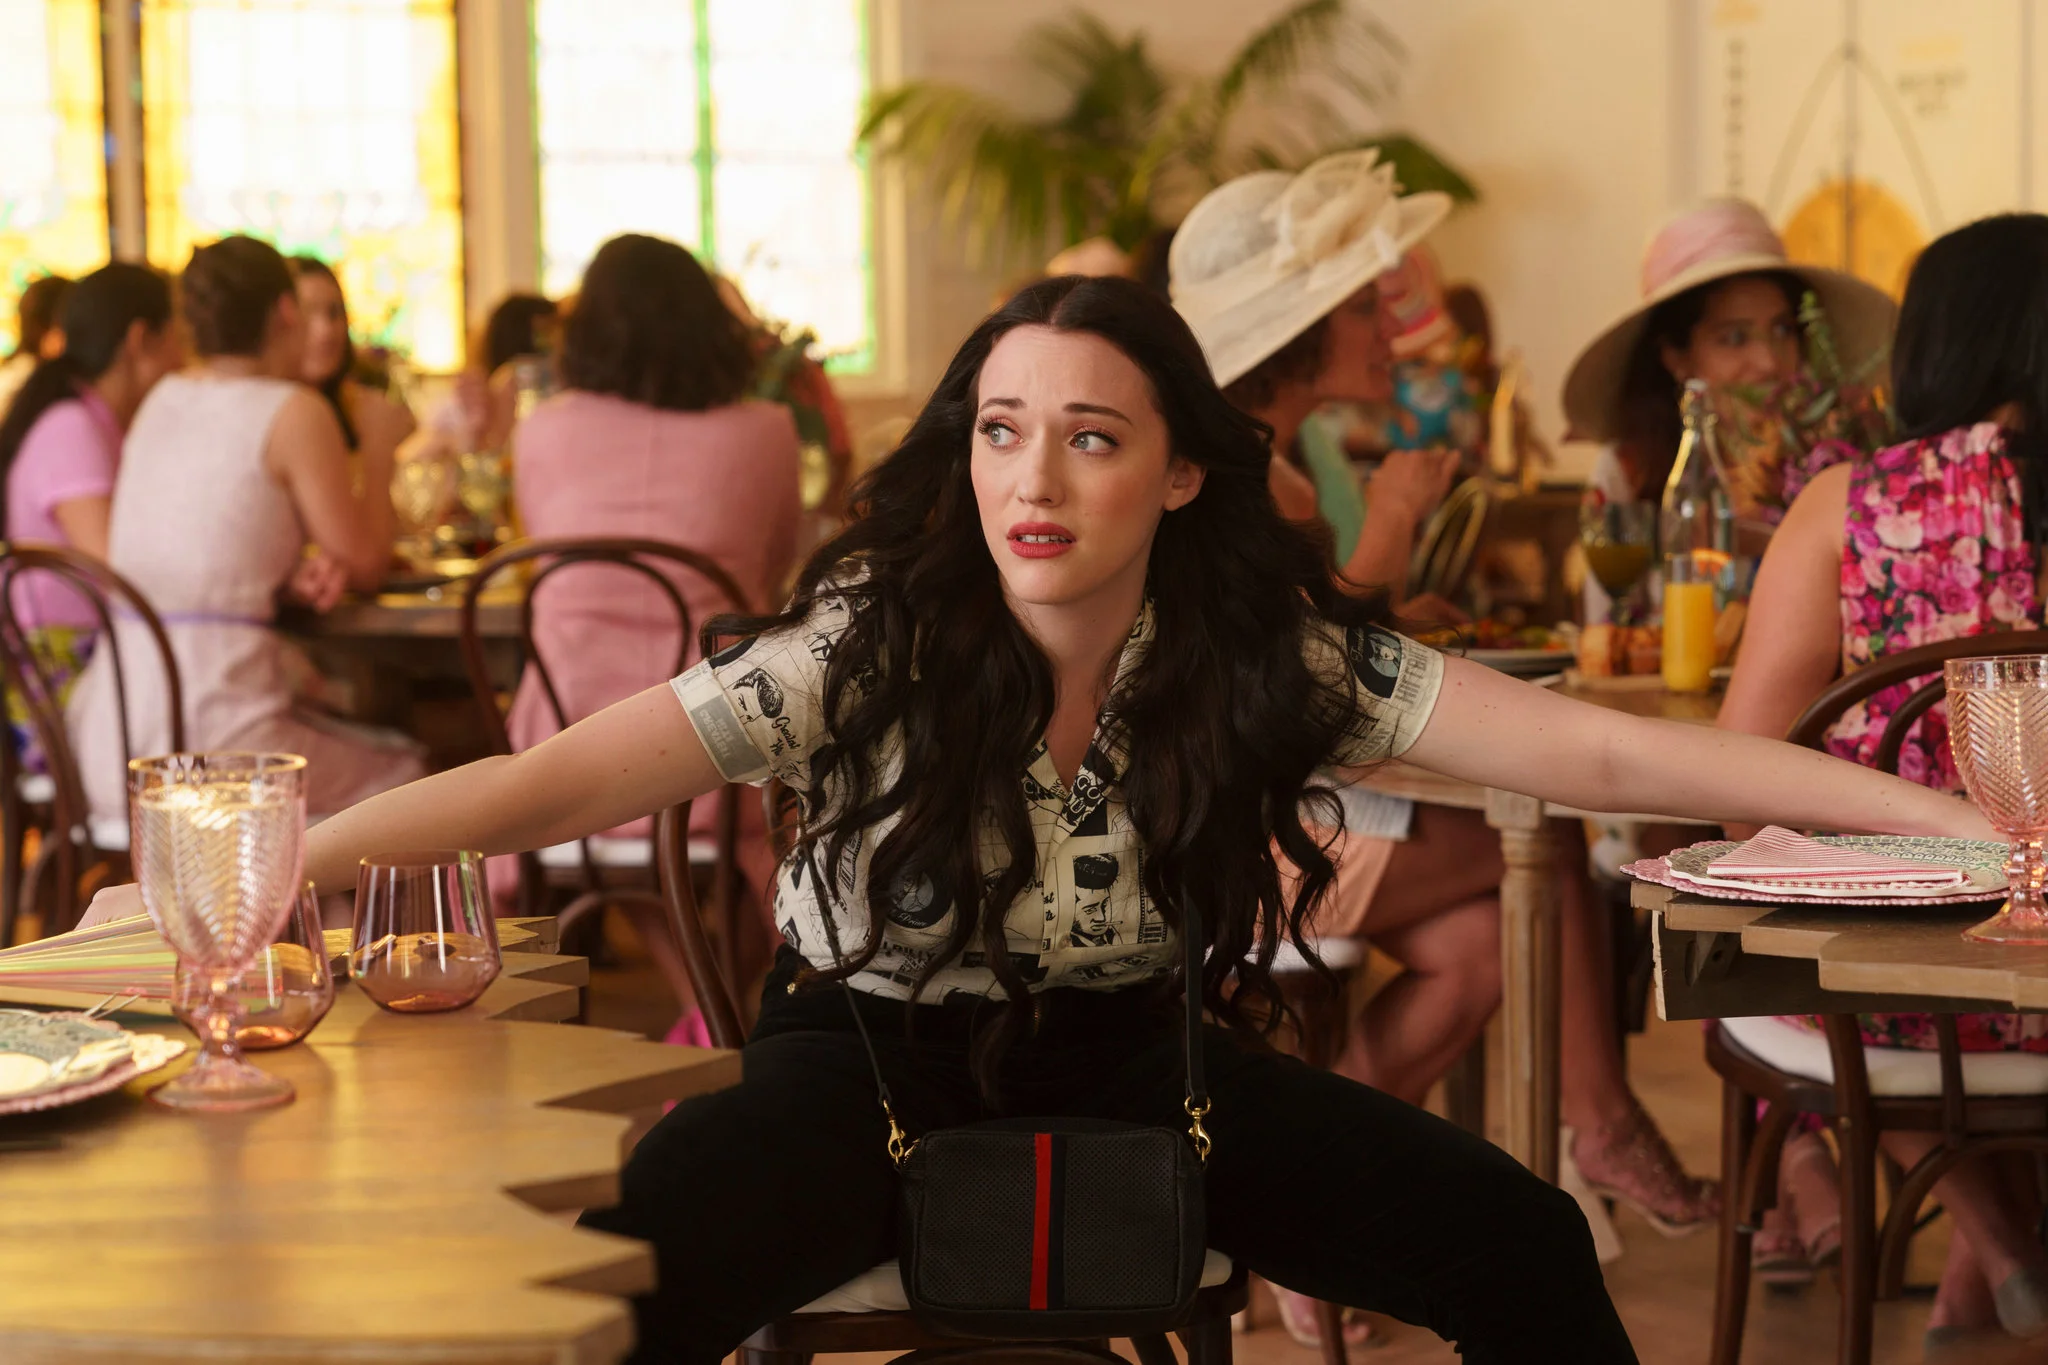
[1631,835,2010,907]
[0,1010,186,1115]
[1467,647,1572,674]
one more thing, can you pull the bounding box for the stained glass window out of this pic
[138,0,465,369]
[0,1,111,352]
[534,0,874,373]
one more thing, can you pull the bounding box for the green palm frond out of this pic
[858,81,1075,259]
[1214,0,1400,114]
[1027,14,1168,143]
[857,5,1475,265]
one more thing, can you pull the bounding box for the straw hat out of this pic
[1560,198,1897,443]
[1170,149,1453,388]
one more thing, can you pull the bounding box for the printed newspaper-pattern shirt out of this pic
[671,595,1444,1000]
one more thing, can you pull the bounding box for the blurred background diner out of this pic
[8,1,2048,1361]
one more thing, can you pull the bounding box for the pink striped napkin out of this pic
[1702,826,1968,890]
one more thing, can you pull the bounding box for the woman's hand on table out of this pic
[1368,446,1461,531]
[1407,654,2002,841]
[282,550,351,613]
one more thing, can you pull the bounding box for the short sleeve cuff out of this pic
[671,660,773,785]
[1379,640,1443,759]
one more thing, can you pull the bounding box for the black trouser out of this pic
[580,949,1636,1364]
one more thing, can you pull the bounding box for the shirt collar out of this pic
[1056,599,1154,832]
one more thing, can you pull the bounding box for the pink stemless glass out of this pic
[1945,656,2048,945]
[129,752,307,1111]
[172,881,334,1049]
[351,851,501,1012]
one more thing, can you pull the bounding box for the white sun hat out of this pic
[1169,149,1453,388]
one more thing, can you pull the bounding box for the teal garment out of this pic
[1298,412,1368,563]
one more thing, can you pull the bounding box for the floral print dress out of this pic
[1791,422,2048,1052]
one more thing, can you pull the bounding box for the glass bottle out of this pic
[1658,378,1735,574]
[1659,380,1734,692]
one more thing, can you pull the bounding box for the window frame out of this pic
[74,0,903,391]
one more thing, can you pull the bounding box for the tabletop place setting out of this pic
[1630,653,2048,948]
[0,750,503,1118]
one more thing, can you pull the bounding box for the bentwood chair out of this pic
[654,784,1249,1365]
[1707,629,2048,1365]
[457,536,752,1008]
[0,544,183,945]
[1407,477,1491,603]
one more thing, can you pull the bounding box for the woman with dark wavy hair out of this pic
[86,275,1991,1362]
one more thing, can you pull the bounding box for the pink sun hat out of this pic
[1560,197,1896,442]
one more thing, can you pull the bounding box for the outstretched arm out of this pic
[1402,655,1995,841]
[80,684,725,924]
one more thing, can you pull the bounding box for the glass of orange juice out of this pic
[1661,554,1717,693]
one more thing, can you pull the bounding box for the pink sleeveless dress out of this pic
[66,373,425,820]
[1798,422,2048,1052]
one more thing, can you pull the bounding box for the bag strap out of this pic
[807,843,1212,1165]
[1181,892,1211,1162]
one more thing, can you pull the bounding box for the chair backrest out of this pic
[0,543,184,834]
[456,534,754,755]
[458,535,757,922]
[653,778,803,1052]
[1407,476,1490,601]
[1784,629,2048,773]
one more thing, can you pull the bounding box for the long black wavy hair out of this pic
[0,263,172,530]
[1890,214,2048,547]
[712,275,1390,1081]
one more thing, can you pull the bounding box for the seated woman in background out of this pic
[0,275,76,417]
[504,233,800,935]
[66,235,423,819]
[0,263,183,765]
[290,258,416,470]
[1172,151,1717,1348]
[1563,198,1893,574]
[1719,214,2048,1344]
[401,292,559,465]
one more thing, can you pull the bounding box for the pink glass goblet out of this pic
[129,752,307,1111]
[351,851,500,1013]
[1945,656,2048,945]
[173,882,334,1050]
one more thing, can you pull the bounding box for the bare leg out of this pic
[1885,1134,2048,1293]
[1335,895,1500,1104]
[1330,805,1504,1104]
[1555,831,1632,1133]
[1925,1221,1998,1333]
[1552,824,1719,1231]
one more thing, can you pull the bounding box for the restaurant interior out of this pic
[3,2,2048,1363]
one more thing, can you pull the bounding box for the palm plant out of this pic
[857,0,1477,265]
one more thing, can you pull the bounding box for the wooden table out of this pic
[1360,677,1720,1182]
[0,928,740,1364]
[286,584,522,642]
[280,585,524,748]
[1640,882,2048,1019]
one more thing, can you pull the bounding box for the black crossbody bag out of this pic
[826,855,1212,1339]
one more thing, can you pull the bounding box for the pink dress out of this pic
[1794,422,2048,1053]
[66,374,425,820]
[504,390,802,904]
[6,388,121,628]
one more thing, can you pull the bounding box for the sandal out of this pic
[1751,1213,1813,1289]
[1571,1099,1720,1237]
[1273,1287,1376,1350]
